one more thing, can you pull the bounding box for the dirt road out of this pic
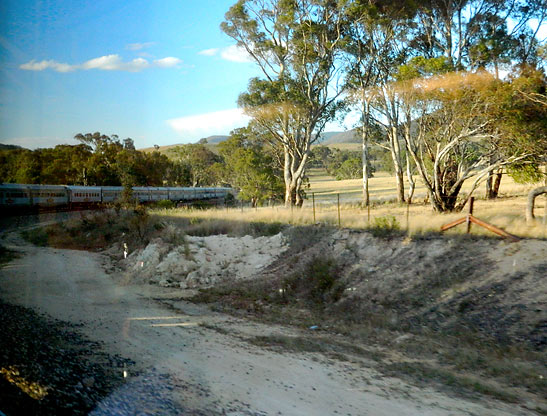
[0,231,535,415]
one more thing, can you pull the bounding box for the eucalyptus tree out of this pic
[218,127,284,206]
[394,67,545,212]
[409,0,546,68]
[344,1,423,205]
[350,0,545,209]
[168,144,222,187]
[222,0,349,206]
[344,2,397,205]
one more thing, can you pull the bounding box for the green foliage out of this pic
[218,127,284,205]
[222,0,348,205]
[20,228,50,247]
[0,132,177,187]
[369,215,401,238]
[396,56,453,81]
[507,163,544,184]
[308,146,332,169]
[336,158,362,180]
[168,143,221,187]
[282,257,344,306]
[323,148,375,180]
[497,68,547,183]
[154,199,175,209]
[121,184,136,207]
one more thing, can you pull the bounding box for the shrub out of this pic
[21,228,49,247]
[282,257,345,306]
[369,215,401,238]
[129,205,150,243]
[154,200,175,209]
[250,221,285,236]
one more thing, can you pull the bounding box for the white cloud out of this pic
[198,45,253,63]
[80,54,150,71]
[19,54,182,73]
[20,60,75,73]
[167,108,250,140]
[153,57,182,68]
[198,48,220,56]
[126,42,155,51]
[220,45,253,63]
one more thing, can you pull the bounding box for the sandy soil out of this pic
[0,227,537,415]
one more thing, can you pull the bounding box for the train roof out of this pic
[0,183,68,190]
[66,185,102,190]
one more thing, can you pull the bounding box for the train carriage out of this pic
[148,187,168,202]
[0,184,32,208]
[27,184,69,207]
[68,186,102,205]
[101,186,124,203]
[0,183,232,212]
[133,187,150,203]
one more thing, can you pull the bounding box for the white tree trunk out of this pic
[526,186,547,222]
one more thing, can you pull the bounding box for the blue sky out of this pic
[1,2,545,150]
[0,0,262,149]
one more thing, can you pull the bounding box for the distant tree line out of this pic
[308,145,393,180]
[0,130,286,206]
[0,133,179,187]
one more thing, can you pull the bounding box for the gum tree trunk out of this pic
[526,186,547,222]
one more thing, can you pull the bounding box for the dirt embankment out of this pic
[122,224,546,351]
[2,213,546,415]
[269,228,546,350]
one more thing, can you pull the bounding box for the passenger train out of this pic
[0,183,232,212]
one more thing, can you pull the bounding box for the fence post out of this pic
[337,193,341,228]
[544,165,546,235]
[312,192,316,224]
[406,201,410,233]
[466,197,475,234]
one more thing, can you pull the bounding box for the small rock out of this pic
[394,334,413,344]
[82,376,95,388]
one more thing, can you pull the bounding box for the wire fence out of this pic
[225,190,547,240]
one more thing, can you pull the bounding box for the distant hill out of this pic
[202,135,229,144]
[322,129,360,144]
[318,131,341,143]
[139,130,362,154]
[0,144,24,150]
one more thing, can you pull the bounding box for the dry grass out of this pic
[151,169,546,239]
[152,194,546,240]
[307,168,539,204]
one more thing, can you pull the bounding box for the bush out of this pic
[21,228,49,247]
[154,200,175,209]
[0,245,19,265]
[250,221,285,236]
[369,215,401,238]
[129,205,150,243]
[282,257,344,306]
